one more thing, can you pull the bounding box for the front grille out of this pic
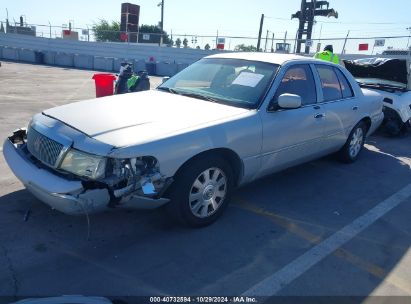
[27,127,64,167]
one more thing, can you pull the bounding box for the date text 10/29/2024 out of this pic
[149,297,258,303]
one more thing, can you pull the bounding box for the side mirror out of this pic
[162,76,170,84]
[278,94,302,109]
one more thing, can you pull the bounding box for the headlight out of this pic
[60,149,107,180]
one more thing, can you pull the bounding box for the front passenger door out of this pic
[258,64,326,177]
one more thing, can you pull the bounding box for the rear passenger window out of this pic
[315,65,343,102]
[274,64,317,106]
[335,68,354,98]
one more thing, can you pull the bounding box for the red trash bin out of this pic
[92,73,116,98]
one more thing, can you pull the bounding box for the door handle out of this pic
[352,106,359,111]
[314,113,326,119]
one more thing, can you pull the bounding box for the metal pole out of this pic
[48,21,51,38]
[293,30,299,54]
[271,32,275,52]
[216,30,219,49]
[256,14,264,52]
[264,30,269,52]
[160,0,164,46]
[87,25,90,42]
[341,30,350,56]
[5,8,8,33]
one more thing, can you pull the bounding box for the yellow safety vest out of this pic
[314,50,339,64]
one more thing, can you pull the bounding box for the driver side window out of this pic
[273,64,317,107]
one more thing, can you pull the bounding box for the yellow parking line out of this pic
[235,197,411,294]
[234,197,322,245]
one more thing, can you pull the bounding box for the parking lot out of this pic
[1,61,411,301]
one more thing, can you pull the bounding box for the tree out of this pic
[196,46,201,49]
[175,38,182,48]
[234,44,258,52]
[204,43,211,50]
[139,24,171,44]
[92,20,171,44]
[92,19,121,42]
[183,38,188,48]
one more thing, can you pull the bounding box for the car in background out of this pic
[344,57,411,136]
[4,53,384,227]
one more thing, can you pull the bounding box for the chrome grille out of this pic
[27,127,64,167]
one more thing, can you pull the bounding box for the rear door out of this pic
[313,64,360,152]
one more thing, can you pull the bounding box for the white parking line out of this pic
[242,182,411,296]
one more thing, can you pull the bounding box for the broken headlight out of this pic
[60,149,107,180]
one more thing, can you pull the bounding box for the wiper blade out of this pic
[179,92,220,103]
[157,87,180,94]
[158,88,223,103]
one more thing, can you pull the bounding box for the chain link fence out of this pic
[1,21,411,56]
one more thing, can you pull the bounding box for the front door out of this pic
[258,64,326,178]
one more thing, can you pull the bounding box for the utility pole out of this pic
[292,0,338,54]
[256,14,264,52]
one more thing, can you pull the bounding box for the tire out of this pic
[337,121,367,163]
[384,118,404,137]
[165,155,234,227]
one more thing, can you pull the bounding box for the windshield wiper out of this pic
[177,91,221,103]
[157,87,180,94]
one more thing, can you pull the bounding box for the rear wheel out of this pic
[337,122,367,163]
[165,155,234,227]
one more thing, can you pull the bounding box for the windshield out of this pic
[356,77,407,90]
[158,58,279,109]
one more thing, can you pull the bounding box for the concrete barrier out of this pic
[44,51,56,65]
[74,54,94,69]
[133,59,146,72]
[55,52,74,67]
[156,62,178,77]
[94,56,114,71]
[177,63,190,73]
[18,49,36,63]
[2,47,19,60]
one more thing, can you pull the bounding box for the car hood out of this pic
[43,90,250,147]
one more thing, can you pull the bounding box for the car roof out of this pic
[206,52,317,65]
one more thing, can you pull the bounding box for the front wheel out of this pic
[337,122,367,163]
[165,155,234,227]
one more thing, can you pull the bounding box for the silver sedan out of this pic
[4,52,384,227]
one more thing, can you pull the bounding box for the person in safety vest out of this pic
[314,45,339,64]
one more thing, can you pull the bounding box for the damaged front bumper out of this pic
[3,131,170,215]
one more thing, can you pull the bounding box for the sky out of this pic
[1,0,411,53]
